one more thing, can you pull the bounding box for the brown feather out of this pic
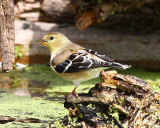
[51,43,83,66]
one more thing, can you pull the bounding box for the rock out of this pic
[25,0,35,2]
[19,12,40,21]
[41,0,77,23]
[14,0,77,23]
[14,0,41,15]
[13,20,160,70]
[14,0,160,34]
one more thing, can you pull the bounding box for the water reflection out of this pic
[0,73,66,100]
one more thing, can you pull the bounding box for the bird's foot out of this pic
[72,87,78,97]
[100,70,107,80]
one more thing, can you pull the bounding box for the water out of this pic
[0,64,159,127]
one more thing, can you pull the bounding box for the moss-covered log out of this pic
[61,70,160,128]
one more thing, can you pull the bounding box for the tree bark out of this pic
[64,70,160,128]
[0,0,15,72]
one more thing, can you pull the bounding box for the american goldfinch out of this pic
[39,32,131,95]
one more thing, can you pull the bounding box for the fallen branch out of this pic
[62,70,159,128]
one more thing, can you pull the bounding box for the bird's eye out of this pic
[50,36,54,40]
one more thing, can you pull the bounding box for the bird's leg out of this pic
[100,70,107,81]
[72,87,78,97]
[72,81,80,97]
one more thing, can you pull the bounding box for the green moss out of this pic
[108,105,120,122]
[0,93,68,127]
[0,64,159,127]
[15,45,29,59]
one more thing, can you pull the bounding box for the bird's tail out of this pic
[109,62,131,70]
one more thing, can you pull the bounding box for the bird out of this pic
[39,32,131,96]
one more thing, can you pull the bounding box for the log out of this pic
[61,70,160,128]
[0,0,15,72]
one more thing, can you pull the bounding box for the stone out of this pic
[14,0,41,15]
[19,12,40,21]
[41,0,77,23]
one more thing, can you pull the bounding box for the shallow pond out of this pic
[0,64,159,127]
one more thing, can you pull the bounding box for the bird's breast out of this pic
[50,66,105,82]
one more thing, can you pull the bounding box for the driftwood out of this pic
[0,0,15,72]
[62,70,160,128]
[75,0,153,30]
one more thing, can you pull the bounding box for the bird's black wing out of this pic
[54,52,107,73]
[83,49,114,61]
[54,49,131,73]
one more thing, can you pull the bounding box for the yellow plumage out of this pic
[39,32,131,95]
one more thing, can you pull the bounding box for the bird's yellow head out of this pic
[39,32,70,55]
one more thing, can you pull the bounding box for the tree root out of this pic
[53,70,160,128]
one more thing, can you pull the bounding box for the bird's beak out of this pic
[38,39,47,46]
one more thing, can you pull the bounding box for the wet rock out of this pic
[0,116,41,124]
[0,116,15,124]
